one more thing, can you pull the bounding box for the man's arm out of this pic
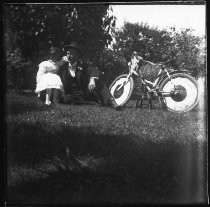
[87,64,101,79]
[58,57,70,76]
[86,64,101,92]
[36,62,47,83]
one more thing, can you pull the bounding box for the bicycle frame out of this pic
[115,63,170,98]
[116,72,133,91]
[132,61,190,99]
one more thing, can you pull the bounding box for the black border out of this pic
[2,1,207,206]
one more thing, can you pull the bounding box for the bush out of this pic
[98,49,128,87]
[113,22,206,79]
[6,48,37,90]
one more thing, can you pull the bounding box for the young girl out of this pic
[35,47,66,105]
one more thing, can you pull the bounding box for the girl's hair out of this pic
[50,47,63,62]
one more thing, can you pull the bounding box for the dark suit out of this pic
[59,61,112,105]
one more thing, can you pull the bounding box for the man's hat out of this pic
[64,42,82,55]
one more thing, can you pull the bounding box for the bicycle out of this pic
[109,52,200,113]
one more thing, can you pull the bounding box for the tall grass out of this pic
[6,91,207,204]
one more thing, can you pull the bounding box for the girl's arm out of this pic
[36,61,47,83]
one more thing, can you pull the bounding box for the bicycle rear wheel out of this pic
[159,73,200,112]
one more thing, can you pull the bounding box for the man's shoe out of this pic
[108,98,122,110]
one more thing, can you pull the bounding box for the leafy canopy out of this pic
[111,22,205,77]
[5,4,116,62]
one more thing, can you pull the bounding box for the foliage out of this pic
[112,22,206,78]
[113,22,172,62]
[167,28,206,77]
[5,47,37,90]
[5,4,115,61]
[99,49,128,86]
[98,22,173,83]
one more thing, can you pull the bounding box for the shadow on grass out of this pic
[7,122,208,204]
[5,91,50,115]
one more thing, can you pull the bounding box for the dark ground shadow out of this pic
[6,122,208,205]
[5,90,55,115]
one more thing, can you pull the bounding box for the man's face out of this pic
[66,48,80,64]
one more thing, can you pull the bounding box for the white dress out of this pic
[35,60,64,93]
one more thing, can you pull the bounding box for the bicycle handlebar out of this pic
[141,59,171,66]
[141,59,156,66]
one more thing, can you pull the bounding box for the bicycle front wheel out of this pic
[109,74,134,107]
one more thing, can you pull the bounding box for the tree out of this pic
[167,27,206,77]
[112,22,205,78]
[98,49,128,86]
[4,4,116,62]
[113,22,173,62]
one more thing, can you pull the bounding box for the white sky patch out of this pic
[112,5,206,37]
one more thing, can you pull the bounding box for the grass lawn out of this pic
[5,90,208,204]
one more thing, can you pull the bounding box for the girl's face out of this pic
[66,48,80,64]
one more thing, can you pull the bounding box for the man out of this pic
[59,42,120,109]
